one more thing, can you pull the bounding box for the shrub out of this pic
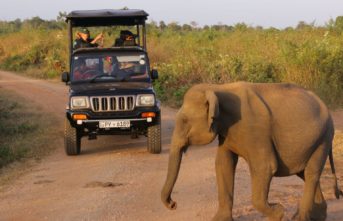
[0,90,59,168]
[280,36,343,106]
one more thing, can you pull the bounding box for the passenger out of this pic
[113,30,137,47]
[73,28,104,49]
[120,61,135,70]
[103,56,119,74]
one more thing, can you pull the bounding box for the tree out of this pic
[24,16,45,29]
[334,16,343,32]
[159,21,166,30]
[182,24,192,31]
[190,21,198,29]
[168,22,181,32]
[57,11,67,22]
[296,21,314,30]
[234,22,248,31]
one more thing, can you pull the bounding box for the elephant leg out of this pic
[297,143,328,221]
[213,144,238,221]
[250,170,284,221]
[311,182,327,221]
[293,172,327,221]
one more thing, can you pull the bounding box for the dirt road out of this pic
[0,70,342,221]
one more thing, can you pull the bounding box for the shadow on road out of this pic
[78,135,171,155]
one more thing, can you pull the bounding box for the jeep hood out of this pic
[70,82,153,95]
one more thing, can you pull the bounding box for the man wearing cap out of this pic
[73,28,104,49]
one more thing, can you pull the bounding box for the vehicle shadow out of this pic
[79,135,171,155]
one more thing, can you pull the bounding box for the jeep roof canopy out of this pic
[66,9,149,65]
[66,9,149,26]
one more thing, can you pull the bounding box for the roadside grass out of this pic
[0,89,60,185]
[0,29,68,79]
[0,24,342,108]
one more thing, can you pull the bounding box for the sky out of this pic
[1,0,343,28]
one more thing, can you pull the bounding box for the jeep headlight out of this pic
[70,96,89,109]
[136,94,155,106]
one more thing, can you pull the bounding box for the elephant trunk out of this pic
[161,147,184,210]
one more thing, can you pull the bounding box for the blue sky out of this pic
[1,0,343,28]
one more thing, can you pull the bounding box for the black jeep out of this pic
[61,9,161,155]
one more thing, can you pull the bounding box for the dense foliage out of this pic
[0,15,342,107]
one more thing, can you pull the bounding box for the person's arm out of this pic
[75,32,81,39]
[90,33,104,44]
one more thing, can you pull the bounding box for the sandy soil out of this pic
[0,70,342,221]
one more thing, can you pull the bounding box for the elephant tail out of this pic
[329,148,343,199]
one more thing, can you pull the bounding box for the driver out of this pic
[73,59,96,80]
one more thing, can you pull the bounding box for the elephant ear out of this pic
[205,90,219,133]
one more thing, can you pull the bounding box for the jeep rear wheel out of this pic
[64,118,81,155]
[147,115,161,154]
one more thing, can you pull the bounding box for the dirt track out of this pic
[0,70,342,221]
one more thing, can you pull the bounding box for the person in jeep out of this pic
[73,28,104,49]
[72,59,96,80]
[114,30,137,47]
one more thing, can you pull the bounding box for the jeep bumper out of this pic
[65,106,160,136]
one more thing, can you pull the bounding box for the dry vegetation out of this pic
[0,16,342,107]
[0,89,60,170]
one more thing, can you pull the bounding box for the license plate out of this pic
[99,120,130,128]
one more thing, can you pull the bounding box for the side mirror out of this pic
[151,69,159,80]
[61,72,70,84]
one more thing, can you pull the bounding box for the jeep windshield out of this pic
[71,52,149,83]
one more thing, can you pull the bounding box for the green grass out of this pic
[0,89,60,169]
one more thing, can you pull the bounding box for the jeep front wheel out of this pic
[64,118,81,155]
[147,115,161,154]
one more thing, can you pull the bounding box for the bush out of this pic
[0,96,37,167]
[280,36,343,106]
[0,29,68,78]
[0,90,59,168]
[245,61,279,83]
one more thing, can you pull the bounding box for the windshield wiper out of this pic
[89,74,116,83]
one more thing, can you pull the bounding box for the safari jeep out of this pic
[61,9,161,155]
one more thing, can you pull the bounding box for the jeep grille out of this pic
[90,96,135,112]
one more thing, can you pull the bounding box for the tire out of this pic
[64,118,81,155]
[147,115,162,154]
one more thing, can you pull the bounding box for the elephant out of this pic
[161,82,343,221]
